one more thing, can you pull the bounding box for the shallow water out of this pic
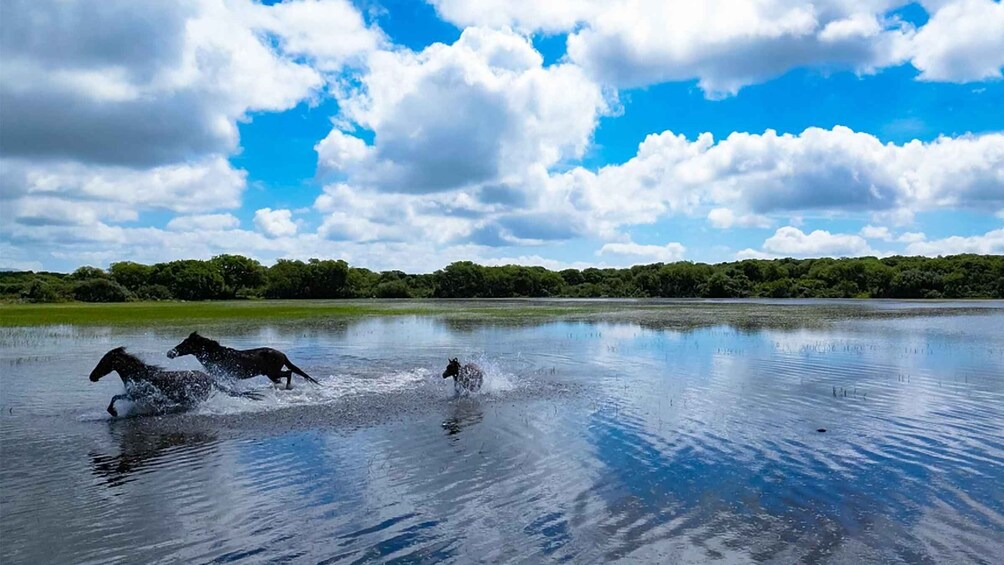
[2,300,1003,563]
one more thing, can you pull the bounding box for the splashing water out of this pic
[195,367,435,416]
[463,353,519,395]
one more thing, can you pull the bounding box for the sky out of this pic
[1,0,1003,273]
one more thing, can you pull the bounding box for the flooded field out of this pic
[2,300,1003,563]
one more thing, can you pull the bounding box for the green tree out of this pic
[344,266,378,298]
[434,261,486,298]
[374,279,412,298]
[74,279,132,302]
[109,262,153,291]
[211,255,266,298]
[68,266,107,281]
[657,262,712,297]
[265,259,310,298]
[151,260,225,300]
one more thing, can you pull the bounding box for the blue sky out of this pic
[1,0,1002,272]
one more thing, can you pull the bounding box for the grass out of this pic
[2,298,996,328]
[0,299,612,327]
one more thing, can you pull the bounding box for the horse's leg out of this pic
[265,372,292,390]
[107,394,128,417]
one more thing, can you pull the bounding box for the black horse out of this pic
[89,347,262,417]
[442,358,484,393]
[167,332,319,389]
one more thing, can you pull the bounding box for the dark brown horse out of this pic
[442,358,483,393]
[167,332,319,389]
[89,347,262,417]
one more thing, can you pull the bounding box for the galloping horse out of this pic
[89,347,262,417]
[167,332,319,389]
[442,358,484,393]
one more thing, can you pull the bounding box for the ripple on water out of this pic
[2,304,1004,563]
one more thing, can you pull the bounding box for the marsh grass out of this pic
[0,299,610,327]
[1,298,996,328]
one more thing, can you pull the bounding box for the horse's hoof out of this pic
[107,407,118,417]
[285,384,293,391]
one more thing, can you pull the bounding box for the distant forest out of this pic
[2,254,1002,303]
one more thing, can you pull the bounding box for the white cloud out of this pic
[568,1,913,96]
[598,240,687,263]
[541,127,1004,238]
[254,208,298,238]
[707,208,773,229]
[905,228,1004,255]
[911,0,1004,82]
[245,0,384,72]
[167,213,240,232]
[314,183,472,244]
[0,0,380,167]
[741,226,877,258]
[897,231,927,243]
[318,27,610,193]
[428,1,916,96]
[1,157,247,227]
[1,210,593,274]
[860,225,893,240]
[428,0,604,33]
[0,0,380,268]
[428,1,1004,96]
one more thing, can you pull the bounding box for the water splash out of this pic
[195,368,434,416]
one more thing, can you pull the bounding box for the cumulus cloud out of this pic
[316,121,1002,257]
[2,210,591,274]
[0,0,381,269]
[428,0,604,33]
[860,225,894,240]
[318,27,610,194]
[569,1,913,96]
[254,208,298,238]
[0,0,380,166]
[905,228,1004,255]
[738,226,877,258]
[247,0,384,72]
[1,157,247,227]
[598,240,687,263]
[314,183,477,244]
[897,231,927,243]
[910,0,1004,82]
[428,0,1004,96]
[541,127,1004,238]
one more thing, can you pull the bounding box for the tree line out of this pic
[2,254,1002,303]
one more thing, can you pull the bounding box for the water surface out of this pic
[2,300,1002,563]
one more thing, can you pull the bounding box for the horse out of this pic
[167,332,319,389]
[442,358,483,394]
[89,347,263,417]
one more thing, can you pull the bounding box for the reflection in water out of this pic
[2,301,1003,563]
[90,420,217,488]
[441,399,485,438]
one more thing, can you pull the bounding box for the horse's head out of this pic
[442,358,461,379]
[90,347,127,382]
[167,332,211,359]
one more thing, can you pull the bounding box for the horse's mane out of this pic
[192,332,222,348]
[112,347,164,371]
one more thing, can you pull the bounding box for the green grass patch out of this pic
[0,299,610,327]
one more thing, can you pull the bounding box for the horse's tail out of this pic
[284,357,320,385]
